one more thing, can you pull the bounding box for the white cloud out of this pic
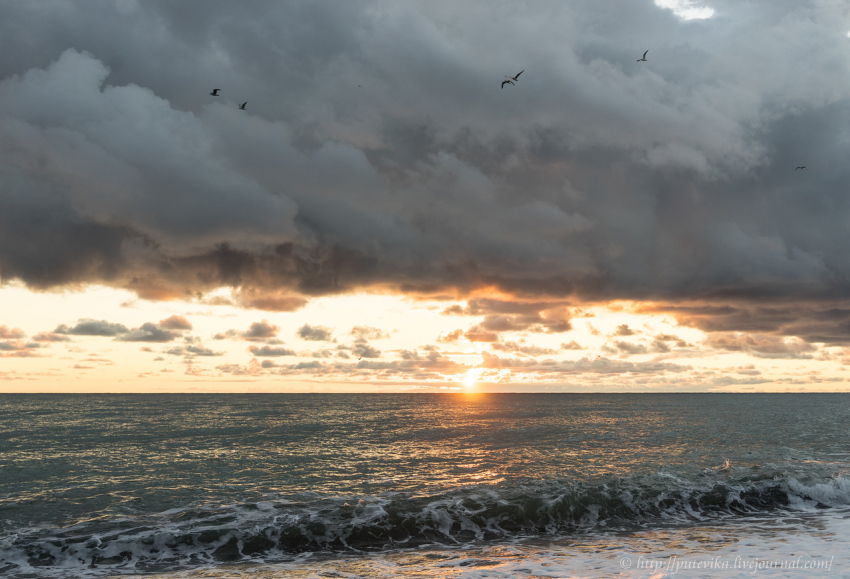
[655,0,714,20]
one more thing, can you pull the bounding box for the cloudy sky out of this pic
[2,0,850,392]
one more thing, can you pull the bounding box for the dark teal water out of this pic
[1,394,849,577]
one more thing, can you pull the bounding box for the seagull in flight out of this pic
[637,50,648,62]
[501,79,515,89]
[239,102,247,110]
[506,70,524,82]
[795,166,807,171]
[210,88,221,96]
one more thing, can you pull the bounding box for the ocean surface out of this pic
[1,393,848,578]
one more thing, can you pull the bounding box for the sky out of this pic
[2,0,850,392]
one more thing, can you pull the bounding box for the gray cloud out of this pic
[350,325,390,341]
[2,1,850,329]
[248,344,297,357]
[118,322,181,342]
[352,342,381,359]
[243,320,279,340]
[32,331,72,342]
[297,323,334,341]
[704,333,817,359]
[55,319,129,336]
[614,324,635,336]
[165,344,223,357]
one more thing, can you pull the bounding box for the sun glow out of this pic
[462,370,480,388]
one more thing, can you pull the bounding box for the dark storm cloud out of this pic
[3,0,850,335]
[55,319,129,336]
[641,303,850,344]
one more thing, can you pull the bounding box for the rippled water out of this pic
[1,393,849,577]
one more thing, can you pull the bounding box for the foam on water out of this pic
[109,508,850,579]
[2,471,849,578]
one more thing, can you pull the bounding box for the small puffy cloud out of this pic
[0,340,41,357]
[561,340,584,350]
[652,340,671,353]
[118,322,180,342]
[353,342,381,358]
[297,323,334,341]
[159,315,193,330]
[213,329,242,340]
[32,331,72,342]
[0,326,25,339]
[437,329,464,343]
[165,344,224,357]
[610,341,650,356]
[464,327,499,342]
[491,341,558,356]
[248,344,297,356]
[55,319,129,336]
[0,340,39,351]
[614,324,636,336]
[444,299,573,334]
[244,320,279,340]
[705,333,817,359]
[350,326,390,341]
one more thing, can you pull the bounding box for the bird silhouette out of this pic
[506,70,524,82]
[210,89,221,96]
[637,50,648,62]
[795,166,807,171]
[501,80,515,89]
[239,102,247,110]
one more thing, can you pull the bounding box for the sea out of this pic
[1,393,848,578]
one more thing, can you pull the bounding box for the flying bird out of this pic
[795,166,807,171]
[637,50,648,62]
[239,102,247,110]
[506,70,524,82]
[210,89,221,96]
[501,80,515,89]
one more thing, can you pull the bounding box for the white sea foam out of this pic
[114,508,850,579]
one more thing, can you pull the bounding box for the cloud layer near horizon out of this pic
[3,0,850,338]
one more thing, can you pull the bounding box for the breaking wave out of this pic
[2,470,849,578]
